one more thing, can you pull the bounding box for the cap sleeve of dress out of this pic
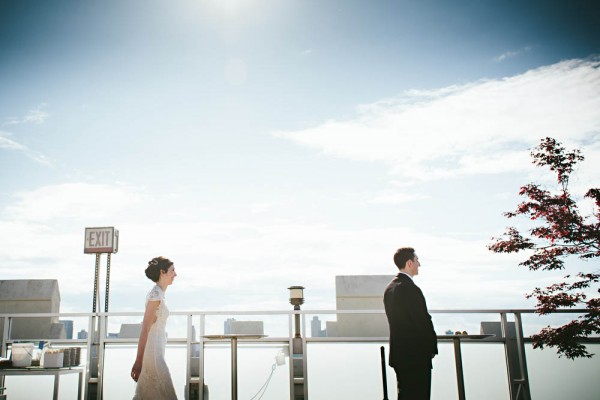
[146,286,164,303]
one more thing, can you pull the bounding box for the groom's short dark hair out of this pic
[394,247,415,270]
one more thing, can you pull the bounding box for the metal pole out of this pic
[513,313,531,400]
[453,337,466,400]
[97,314,107,400]
[199,315,206,400]
[291,307,305,400]
[380,346,389,400]
[186,315,192,400]
[53,372,60,400]
[84,314,94,400]
[294,306,301,338]
[301,313,308,400]
[0,316,8,390]
[88,254,102,399]
[500,312,515,400]
[288,314,295,400]
[93,254,100,313]
[78,369,84,400]
[104,254,111,313]
[231,337,238,400]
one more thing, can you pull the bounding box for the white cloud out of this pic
[3,182,148,222]
[24,106,50,124]
[0,182,534,311]
[274,58,600,182]
[4,58,600,315]
[494,46,532,62]
[0,182,151,297]
[455,150,531,176]
[0,135,26,150]
[0,130,53,166]
[3,103,50,125]
[250,201,275,214]
[0,104,52,164]
[369,190,430,205]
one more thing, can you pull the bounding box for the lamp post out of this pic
[288,286,304,338]
[288,286,305,400]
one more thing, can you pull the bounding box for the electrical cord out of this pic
[249,361,278,400]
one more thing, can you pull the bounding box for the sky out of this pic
[1,0,599,314]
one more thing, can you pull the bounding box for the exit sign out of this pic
[84,227,119,254]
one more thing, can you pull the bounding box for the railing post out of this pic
[301,312,308,400]
[513,313,531,400]
[84,313,98,400]
[87,253,102,400]
[291,310,306,400]
[198,313,206,400]
[1,316,9,358]
[186,314,192,400]
[500,312,514,400]
[501,311,532,400]
[96,313,107,400]
[288,313,295,400]
[452,336,466,400]
[0,316,9,390]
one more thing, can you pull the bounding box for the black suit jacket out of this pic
[384,273,438,370]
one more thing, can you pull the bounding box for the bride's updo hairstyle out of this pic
[145,256,173,282]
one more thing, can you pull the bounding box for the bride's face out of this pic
[161,265,177,285]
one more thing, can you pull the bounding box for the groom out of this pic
[384,247,438,400]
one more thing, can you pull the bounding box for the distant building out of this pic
[60,320,74,339]
[77,329,88,340]
[0,280,66,340]
[311,316,326,337]
[119,324,142,338]
[224,318,264,335]
[326,275,393,337]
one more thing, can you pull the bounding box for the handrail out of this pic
[0,308,592,318]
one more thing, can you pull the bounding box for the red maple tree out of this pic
[489,137,599,359]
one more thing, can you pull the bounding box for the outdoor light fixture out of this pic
[288,286,305,338]
[288,286,305,308]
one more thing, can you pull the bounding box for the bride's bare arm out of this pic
[131,300,160,382]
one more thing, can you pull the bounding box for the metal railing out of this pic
[1,309,598,400]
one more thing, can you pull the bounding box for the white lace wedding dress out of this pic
[133,285,178,399]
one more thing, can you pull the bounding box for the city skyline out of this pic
[1,0,599,313]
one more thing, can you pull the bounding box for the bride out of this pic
[131,256,178,399]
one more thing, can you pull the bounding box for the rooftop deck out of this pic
[1,309,599,399]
